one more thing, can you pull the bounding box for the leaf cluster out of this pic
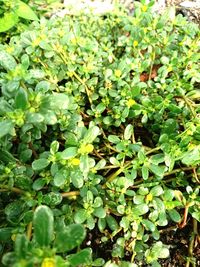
[0,1,199,266]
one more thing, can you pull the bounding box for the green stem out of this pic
[53,44,92,104]
[182,95,196,118]
[102,162,132,188]
[0,186,25,194]
[145,146,161,155]
[132,166,194,187]
[72,71,92,104]
[185,219,198,267]
[26,222,32,241]
[61,191,80,198]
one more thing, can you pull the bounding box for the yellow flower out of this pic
[32,37,41,47]
[133,40,138,47]
[105,81,112,89]
[142,5,147,12]
[70,37,77,45]
[146,193,153,202]
[71,158,80,165]
[41,258,55,267]
[114,69,122,78]
[167,66,172,72]
[78,144,94,154]
[6,46,14,53]
[126,99,136,108]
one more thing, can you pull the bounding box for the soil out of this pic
[159,223,200,267]
[83,218,200,266]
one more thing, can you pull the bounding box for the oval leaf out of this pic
[15,0,38,20]
[55,224,86,253]
[15,88,28,110]
[83,126,100,144]
[0,121,14,138]
[32,158,50,171]
[33,205,54,247]
[0,12,18,33]
[124,124,133,140]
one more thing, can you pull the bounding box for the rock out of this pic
[55,0,200,25]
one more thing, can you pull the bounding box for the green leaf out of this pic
[124,124,133,140]
[157,212,168,226]
[43,110,57,125]
[96,103,106,113]
[110,157,120,166]
[0,228,13,242]
[138,150,146,162]
[160,56,169,65]
[181,148,200,166]
[191,211,200,222]
[134,204,149,216]
[98,218,106,232]
[117,205,125,214]
[142,219,156,232]
[15,88,28,110]
[74,209,88,224]
[32,158,50,171]
[120,216,130,230]
[150,154,165,165]
[32,178,46,191]
[54,170,66,187]
[149,164,165,177]
[93,207,106,218]
[20,149,32,162]
[43,94,69,110]
[15,234,29,259]
[93,197,103,208]
[83,126,100,144]
[0,12,18,33]
[27,113,44,124]
[33,205,54,247]
[55,224,86,253]
[71,170,83,188]
[68,248,92,267]
[158,247,170,259]
[168,209,181,223]
[0,121,14,138]
[87,216,95,230]
[95,159,106,170]
[80,154,89,175]
[150,186,164,197]
[108,135,120,144]
[15,0,38,20]
[0,149,16,163]
[50,141,59,154]
[92,258,105,267]
[142,165,149,180]
[0,51,17,70]
[106,215,119,231]
[163,189,174,201]
[60,147,78,159]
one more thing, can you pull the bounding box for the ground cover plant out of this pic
[0,1,200,266]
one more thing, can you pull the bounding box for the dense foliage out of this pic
[0,1,199,266]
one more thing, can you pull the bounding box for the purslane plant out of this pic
[0,1,199,266]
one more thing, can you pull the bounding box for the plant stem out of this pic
[132,166,194,187]
[102,162,132,188]
[26,222,32,241]
[61,191,80,197]
[186,219,198,267]
[72,70,92,104]
[182,95,196,118]
[0,186,25,194]
[145,146,161,155]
